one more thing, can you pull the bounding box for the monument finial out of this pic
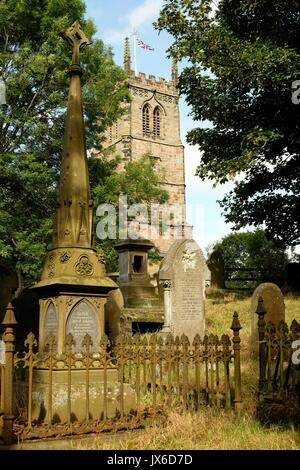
[59,20,91,66]
[124,37,131,76]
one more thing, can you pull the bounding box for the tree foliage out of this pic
[91,154,169,272]
[156,0,300,245]
[208,229,288,288]
[0,0,130,282]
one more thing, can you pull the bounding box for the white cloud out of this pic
[126,0,163,29]
[103,28,125,45]
[104,0,163,44]
[184,145,203,190]
[184,144,231,193]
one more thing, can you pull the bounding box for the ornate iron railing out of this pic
[0,308,242,444]
[256,297,300,421]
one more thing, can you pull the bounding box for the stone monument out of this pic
[207,249,225,289]
[159,239,207,340]
[114,239,163,333]
[250,282,285,354]
[26,22,137,422]
[115,239,159,308]
[33,21,117,354]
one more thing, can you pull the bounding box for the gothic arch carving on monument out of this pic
[65,297,95,317]
[43,297,58,314]
[66,299,101,352]
[43,301,58,346]
[44,299,57,316]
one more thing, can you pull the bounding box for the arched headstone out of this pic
[250,282,285,353]
[159,239,206,340]
[207,249,225,289]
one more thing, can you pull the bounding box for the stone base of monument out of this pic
[17,369,137,423]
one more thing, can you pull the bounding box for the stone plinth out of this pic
[21,369,136,423]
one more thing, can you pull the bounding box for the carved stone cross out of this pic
[59,20,91,65]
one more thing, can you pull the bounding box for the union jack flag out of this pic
[136,37,154,51]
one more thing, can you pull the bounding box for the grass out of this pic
[205,292,299,338]
[71,294,300,451]
[71,408,300,450]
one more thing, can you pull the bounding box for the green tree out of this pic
[156,0,300,246]
[0,0,129,284]
[90,154,169,272]
[208,229,288,288]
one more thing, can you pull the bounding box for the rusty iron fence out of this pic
[0,306,242,444]
[256,297,300,422]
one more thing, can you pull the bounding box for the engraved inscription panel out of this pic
[179,272,203,322]
[44,302,58,344]
[66,300,99,352]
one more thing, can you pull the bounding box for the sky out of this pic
[84,0,234,251]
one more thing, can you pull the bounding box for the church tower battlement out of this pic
[103,37,192,255]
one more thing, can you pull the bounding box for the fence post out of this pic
[231,312,242,416]
[1,302,18,445]
[256,296,267,392]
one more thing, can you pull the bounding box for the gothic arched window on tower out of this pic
[142,104,151,136]
[153,107,161,138]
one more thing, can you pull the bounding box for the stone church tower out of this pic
[103,38,192,255]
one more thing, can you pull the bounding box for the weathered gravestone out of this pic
[207,249,225,289]
[250,282,285,354]
[159,239,207,340]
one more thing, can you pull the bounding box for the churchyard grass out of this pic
[72,408,300,450]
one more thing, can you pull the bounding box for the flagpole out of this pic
[133,32,137,76]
